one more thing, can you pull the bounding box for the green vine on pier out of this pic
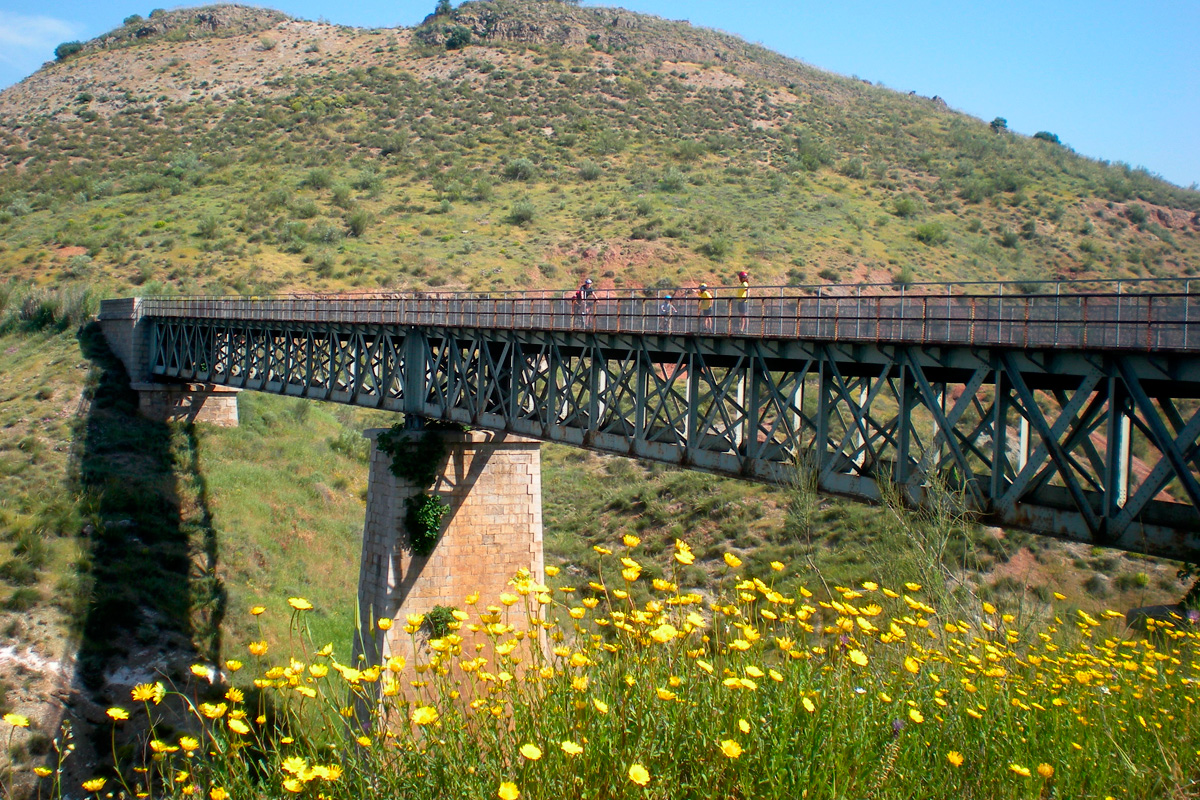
[376,421,463,557]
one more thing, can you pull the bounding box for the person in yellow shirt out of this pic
[697,283,714,332]
[734,270,750,333]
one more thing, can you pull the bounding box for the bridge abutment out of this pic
[355,429,544,676]
[99,298,239,427]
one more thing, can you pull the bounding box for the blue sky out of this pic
[1,0,1196,189]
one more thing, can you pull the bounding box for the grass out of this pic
[15,535,1200,800]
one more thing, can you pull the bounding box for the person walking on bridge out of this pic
[658,293,678,332]
[697,283,714,333]
[734,270,750,334]
[578,278,596,327]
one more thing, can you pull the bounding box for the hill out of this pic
[0,0,1197,297]
[0,2,1197,794]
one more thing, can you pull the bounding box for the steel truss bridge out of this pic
[116,279,1200,561]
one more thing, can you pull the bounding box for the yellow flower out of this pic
[628,764,650,786]
[179,736,200,752]
[357,736,372,747]
[720,739,743,759]
[228,718,250,735]
[593,698,609,714]
[802,697,815,713]
[4,713,30,728]
[411,706,439,726]
[287,597,313,611]
[982,601,996,614]
[248,641,268,656]
[656,687,677,701]
[82,778,107,792]
[560,740,583,755]
[281,756,308,775]
[225,660,243,672]
[33,767,52,777]
[908,709,924,724]
[650,623,679,644]
[1037,763,1055,779]
[1053,592,1066,600]
[904,656,920,674]
[106,707,129,721]
[904,582,921,591]
[519,743,542,761]
[210,788,228,800]
[282,778,303,794]
[674,540,694,565]
[377,617,393,631]
[190,664,213,679]
[723,552,742,569]
[498,782,520,800]
[848,649,868,666]
[770,561,784,571]
[131,683,158,702]
[947,751,964,767]
[623,534,640,547]
[1009,763,1031,777]
[250,606,266,615]
[199,703,227,720]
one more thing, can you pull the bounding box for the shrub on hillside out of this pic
[577,161,602,181]
[509,200,535,225]
[892,196,919,218]
[914,222,949,245]
[54,42,83,61]
[504,158,536,181]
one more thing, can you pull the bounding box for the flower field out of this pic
[17,536,1200,799]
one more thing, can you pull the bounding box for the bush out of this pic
[304,169,333,190]
[347,210,373,237]
[699,234,732,260]
[509,200,535,225]
[54,41,83,61]
[990,117,1008,133]
[1033,131,1061,145]
[914,222,949,245]
[892,197,919,218]
[837,158,865,179]
[1125,204,1148,225]
[504,158,536,181]
[817,267,840,282]
[577,161,602,181]
[997,228,1020,248]
[445,25,472,50]
[197,215,220,239]
[658,167,686,192]
[892,265,916,286]
[123,14,143,25]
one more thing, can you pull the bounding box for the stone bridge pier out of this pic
[98,298,239,426]
[354,429,544,680]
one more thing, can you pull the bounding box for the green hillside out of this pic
[0,1,1197,297]
[1,2,1198,795]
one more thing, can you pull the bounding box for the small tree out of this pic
[990,117,1008,134]
[445,25,471,50]
[1033,131,1060,145]
[54,41,83,61]
[435,0,453,15]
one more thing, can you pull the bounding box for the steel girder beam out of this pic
[147,317,1200,561]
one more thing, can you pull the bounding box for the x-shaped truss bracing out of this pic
[148,318,1200,561]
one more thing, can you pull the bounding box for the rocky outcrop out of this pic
[83,5,291,53]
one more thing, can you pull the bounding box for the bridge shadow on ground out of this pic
[63,323,226,781]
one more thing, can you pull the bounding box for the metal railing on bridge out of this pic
[140,277,1200,352]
